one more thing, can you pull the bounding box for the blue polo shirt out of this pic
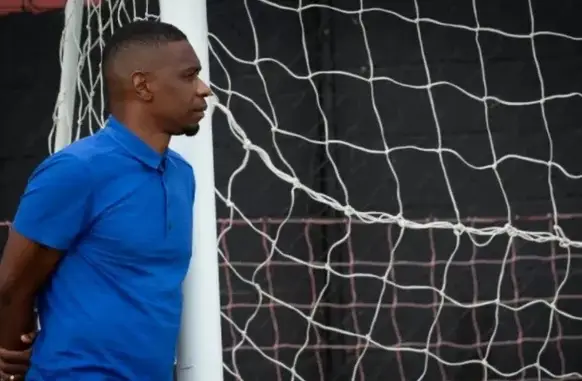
[13,116,195,381]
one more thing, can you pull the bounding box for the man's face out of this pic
[150,40,211,136]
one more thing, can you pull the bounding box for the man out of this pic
[0,19,211,380]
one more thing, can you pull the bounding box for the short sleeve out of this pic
[12,152,93,251]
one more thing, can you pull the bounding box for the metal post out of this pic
[160,1,223,380]
[54,0,83,152]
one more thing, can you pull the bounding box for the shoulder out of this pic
[44,130,127,178]
[37,136,98,176]
[35,147,91,179]
[33,132,120,186]
[56,130,117,163]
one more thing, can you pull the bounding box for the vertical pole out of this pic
[54,0,83,152]
[159,1,224,381]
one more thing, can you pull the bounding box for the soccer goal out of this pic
[53,0,582,380]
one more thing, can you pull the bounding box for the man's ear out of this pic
[131,71,153,101]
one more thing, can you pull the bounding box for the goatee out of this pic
[183,124,199,137]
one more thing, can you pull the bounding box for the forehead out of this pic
[157,40,199,69]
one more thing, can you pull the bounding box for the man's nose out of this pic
[197,80,212,97]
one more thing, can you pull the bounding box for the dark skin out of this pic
[0,39,211,380]
[106,39,211,149]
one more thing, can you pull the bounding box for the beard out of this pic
[182,124,200,137]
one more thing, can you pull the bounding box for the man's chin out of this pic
[182,124,200,137]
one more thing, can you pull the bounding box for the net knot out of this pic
[558,237,572,248]
[343,205,355,217]
[554,225,571,248]
[452,223,465,235]
[504,223,517,237]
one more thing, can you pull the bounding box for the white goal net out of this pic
[52,0,582,380]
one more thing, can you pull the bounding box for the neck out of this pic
[110,106,170,154]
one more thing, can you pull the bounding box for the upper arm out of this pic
[0,230,62,301]
[0,152,93,298]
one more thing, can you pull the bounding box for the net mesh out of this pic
[50,0,582,380]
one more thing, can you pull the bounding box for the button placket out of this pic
[158,159,171,236]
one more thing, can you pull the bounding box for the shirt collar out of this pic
[104,115,166,170]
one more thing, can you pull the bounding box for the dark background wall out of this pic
[2,1,582,380]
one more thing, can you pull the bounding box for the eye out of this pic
[181,68,201,81]
[181,72,196,82]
